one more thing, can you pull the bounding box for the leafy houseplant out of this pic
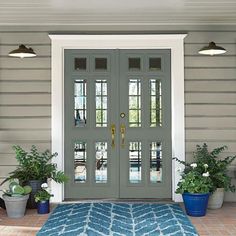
[2,181,32,218]
[35,183,53,214]
[192,143,236,209]
[1,145,68,208]
[192,143,236,193]
[5,145,68,184]
[174,158,213,217]
[35,189,52,203]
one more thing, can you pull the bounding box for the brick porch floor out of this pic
[0,202,236,236]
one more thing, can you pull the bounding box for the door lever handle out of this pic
[111,124,116,148]
[120,123,126,148]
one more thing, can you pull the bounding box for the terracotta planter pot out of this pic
[208,188,224,209]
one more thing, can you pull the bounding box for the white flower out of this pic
[202,172,210,177]
[203,164,208,168]
[41,183,48,189]
[190,163,197,168]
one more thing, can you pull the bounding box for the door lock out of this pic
[120,112,126,118]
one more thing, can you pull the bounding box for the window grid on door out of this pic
[74,141,87,183]
[74,79,87,127]
[95,80,108,127]
[150,142,162,183]
[129,79,141,127]
[95,142,108,183]
[150,79,162,127]
[129,141,142,183]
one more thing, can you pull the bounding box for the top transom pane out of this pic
[149,58,161,71]
[129,58,141,71]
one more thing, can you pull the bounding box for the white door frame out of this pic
[49,34,187,202]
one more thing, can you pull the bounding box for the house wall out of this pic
[0,25,236,201]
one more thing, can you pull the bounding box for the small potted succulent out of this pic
[35,183,53,214]
[2,180,32,218]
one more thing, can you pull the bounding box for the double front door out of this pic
[64,49,171,199]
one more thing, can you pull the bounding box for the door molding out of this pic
[49,34,187,202]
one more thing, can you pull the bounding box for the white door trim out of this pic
[49,34,187,202]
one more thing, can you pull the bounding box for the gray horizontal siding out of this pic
[185,68,236,80]
[185,31,236,202]
[185,104,236,116]
[0,69,50,81]
[0,28,235,201]
[0,30,51,186]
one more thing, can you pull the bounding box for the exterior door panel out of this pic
[64,49,171,199]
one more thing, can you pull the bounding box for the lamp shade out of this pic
[198,42,226,56]
[8,44,36,58]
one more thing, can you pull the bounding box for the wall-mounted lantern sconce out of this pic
[8,44,36,58]
[198,42,226,56]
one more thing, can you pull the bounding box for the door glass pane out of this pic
[129,142,142,183]
[74,80,87,127]
[150,79,162,127]
[74,58,87,71]
[129,58,141,71]
[96,80,107,127]
[150,142,162,183]
[149,58,161,71]
[95,58,107,70]
[129,79,141,127]
[95,142,108,183]
[74,142,87,183]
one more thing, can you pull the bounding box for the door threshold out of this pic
[63,198,173,203]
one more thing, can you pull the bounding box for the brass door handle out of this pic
[120,123,126,148]
[111,124,116,148]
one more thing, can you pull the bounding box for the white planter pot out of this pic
[2,194,29,218]
[208,188,225,209]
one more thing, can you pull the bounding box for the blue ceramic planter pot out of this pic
[182,192,210,217]
[37,200,50,214]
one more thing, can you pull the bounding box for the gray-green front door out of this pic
[64,49,171,199]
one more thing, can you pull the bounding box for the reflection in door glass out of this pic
[129,142,142,183]
[74,80,87,127]
[150,80,162,127]
[150,142,162,183]
[74,142,87,183]
[95,80,107,127]
[129,79,141,127]
[95,142,108,183]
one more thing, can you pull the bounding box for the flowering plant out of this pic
[192,143,236,192]
[175,159,214,194]
[34,183,53,202]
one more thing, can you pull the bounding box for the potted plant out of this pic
[175,158,213,217]
[2,180,32,218]
[1,145,68,208]
[35,183,53,214]
[192,143,236,209]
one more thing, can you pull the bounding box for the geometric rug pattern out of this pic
[37,203,198,236]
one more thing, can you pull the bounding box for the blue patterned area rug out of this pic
[37,203,198,236]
